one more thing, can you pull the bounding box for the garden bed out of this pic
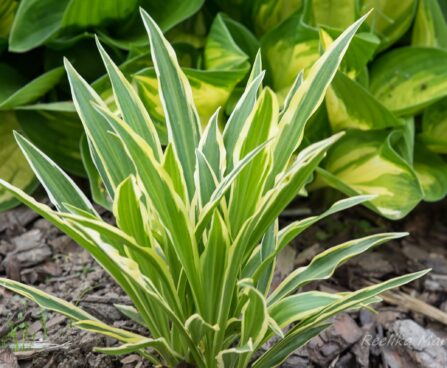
[1,194,446,368]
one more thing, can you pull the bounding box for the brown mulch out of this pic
[0,194,446,368]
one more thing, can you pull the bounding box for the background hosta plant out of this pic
[2,0,447,219]
[0,11,428,367]
[0,0,205,210]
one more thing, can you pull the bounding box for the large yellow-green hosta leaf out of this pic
[319,130,423,219]
[412,0,447,49]
[413,142,447,202]
[370,47,447,115]
[420,97,447,154]
[307,0,357,29]
[325,72,404,131]
[0,112,38,211]
[359,0,417,51]
[261,12,319,99]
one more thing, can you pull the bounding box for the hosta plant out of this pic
[0,11,428,368]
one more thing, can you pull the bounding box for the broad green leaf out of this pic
[307,0,357,29]
[413,143,447,202]
[16,105,85,176]
[220,14,260,61]
[0,112,37,211]
[0,65,64,109]
[370,47,447,115]
[325,72,404,131]
[268,232,407,304]
[420,97,447,154]
[138,0,203,32]
[412,0,447,48]
[141,10,201,199]
[320,130,424,219]
[251,0,303,36]
[14,132,97,215]
[359,0,417,51]
[8,0,69,52]
[9,0,138,52]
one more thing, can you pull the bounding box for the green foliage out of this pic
[1,0,446,216]
[251,0,447,219]
[0,12,428,367]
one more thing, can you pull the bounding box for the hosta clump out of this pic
[0,10,427,368]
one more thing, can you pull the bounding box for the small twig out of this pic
[379,290,447,326]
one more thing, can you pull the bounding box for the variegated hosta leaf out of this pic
[307,0,357,29]
[0,112,37,211]
[359,0,417,51]
[320,130,423,220]
[319,29,379,83]
[325,72,404,131]
[261,11,319,99]
[420,97,447,154]
[369,47,447,115]
[412,0,447,48]
[413,142,447,202]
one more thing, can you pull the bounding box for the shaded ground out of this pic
[0,193,446,367]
